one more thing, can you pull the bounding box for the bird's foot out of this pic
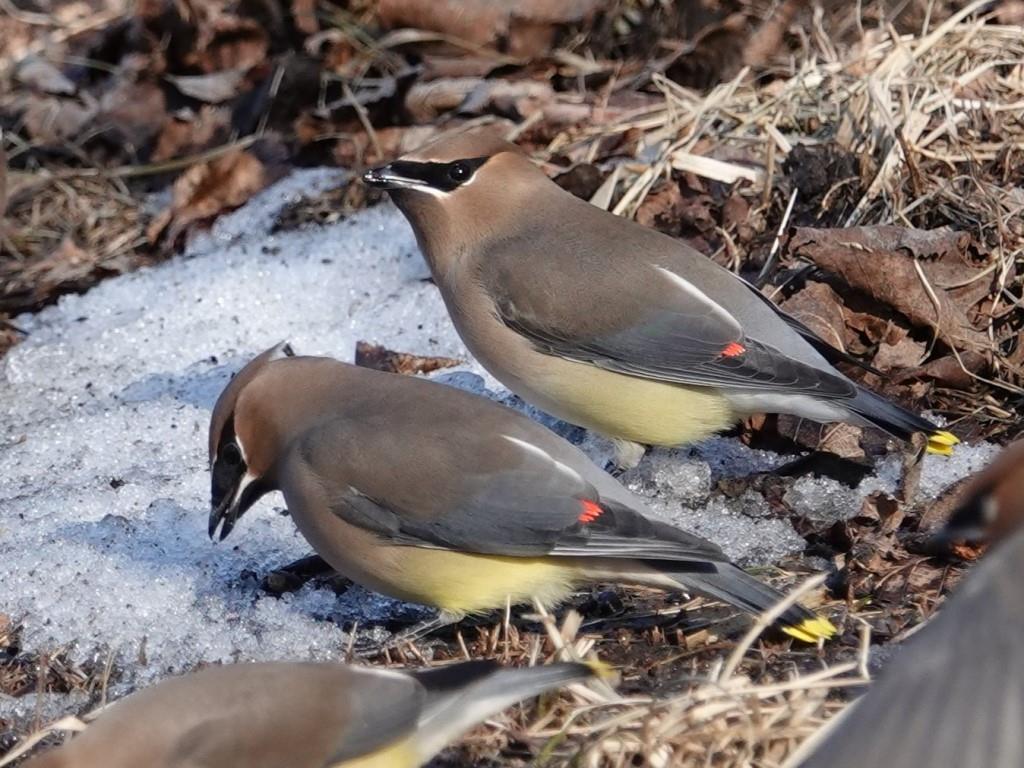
[604,439,649,477]
[350,614,454,659]
[260,554,337,596]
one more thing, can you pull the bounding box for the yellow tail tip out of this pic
[927,430,960,456]
[582,659,619,682]
[782,616,837,643]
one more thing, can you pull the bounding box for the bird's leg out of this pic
[261,554,337,595]
[604,439,649,476]
[352,614,456,658]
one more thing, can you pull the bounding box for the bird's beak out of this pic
[209,474,261,542]
[208,490,239,542]
[362,164,420,191]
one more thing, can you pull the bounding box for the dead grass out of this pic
[540,0,1024,435]
[0,2,1018,766]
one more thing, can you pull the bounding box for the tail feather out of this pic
[674,564,836,643]
[409,661,598,761]
[848,385,958,455]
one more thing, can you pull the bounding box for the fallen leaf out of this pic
[744,0,806,67]
[378,0,604,56]
[292,0,319,35]
[872,333,926,372]
[4,237,100,308]
[166,69,248,103]
[779,280,849,353]
[354,341,462,376]
[151,106,231,162]
[15,56,76,95]
[996,0,1024,24]
[635,179,685,235]
[553,163,606,201]
[98,80,168,150]
[194,15,269,73]
[894,352,987,390]
[148,150,267,245]
[0,141,7,220]
[21,94,98,144]
[331,125,443,168]
[789,225,990,350]
[819,422,866,460]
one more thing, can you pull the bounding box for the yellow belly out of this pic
[379,549,580,615]
[522,358,735,447]
[336,738,419,768]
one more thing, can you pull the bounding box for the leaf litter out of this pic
[1,0,1023,765]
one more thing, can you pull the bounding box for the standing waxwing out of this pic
[206,343,835,643]
[22,659,599,768]
[793,440,1024,768]
[362,128,958,469]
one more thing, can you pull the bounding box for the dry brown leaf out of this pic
[194,15,269,73]
[166,69,248,103]
[895,351,988,389]
[635,180,684,235]
[779,280,849,352]
[789,226,990,350]
[151,107,231,163]
[744,0,807,67]
[148,150,267,245]
[377,0,603,56]
[354,341,462,376]
[98,80,168,150]
[21,94,98,144]
[872,333,926,372]
[996,0,1024,24]
[332,125,443,168]
[15,56,76,95]
[0,140,7,220]
[819,422,866,460]
[292,0,319,35]
[10,237,97,305]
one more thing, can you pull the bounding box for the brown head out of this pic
[942,440,1024,545]
[207,343,350,541]
[362,126,551,279]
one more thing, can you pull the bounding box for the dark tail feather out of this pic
[848,385,959,455]
[674,564,836,643]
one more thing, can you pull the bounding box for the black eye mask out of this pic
[385,157,490,192]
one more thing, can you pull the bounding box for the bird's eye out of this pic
[447,162,470,183]
[220,442,242,467]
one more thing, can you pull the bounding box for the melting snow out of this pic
[0,170,999,724]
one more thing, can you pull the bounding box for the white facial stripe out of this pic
[231,470,258,509]
[983,496,1000,523]
[235,436,249,464]
[654,265,741,331]
[400,181,449,199]
[502,435,584,484]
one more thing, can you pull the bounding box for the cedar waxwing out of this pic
[940,439,1024,544]
[206,343,835,643]
[793,441,1024,768]
[362,129,958,469]
[23,659,598,768]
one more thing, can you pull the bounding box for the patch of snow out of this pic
[0,169,997,726]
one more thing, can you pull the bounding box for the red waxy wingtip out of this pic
[721,341,746,358]
[578,500,603,524]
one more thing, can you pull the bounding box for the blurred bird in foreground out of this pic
[207,343,835,643]
[794,439,1024,768]
[23,659,600,768]
[363,127,958,470]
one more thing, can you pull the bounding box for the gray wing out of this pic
[480,217,854,398]
[799,530,1024,768]
[166,664,424,768]
[297,414,730,567]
